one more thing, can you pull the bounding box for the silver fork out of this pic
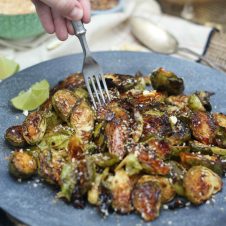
[72,21,110,109]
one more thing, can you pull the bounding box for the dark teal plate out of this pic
[0,51,226,226]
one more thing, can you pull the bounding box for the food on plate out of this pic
[90,0,119,10]
[5,67,226,221]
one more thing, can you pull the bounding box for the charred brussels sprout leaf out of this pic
[132,181,161,221]
[188,94,206,112]
[214,113,226,128]
[52,89,77,121]
[22,111,46,145]
[70,100,95,142]
[184,166,222,205]
[138,175,175,203]
[151,68,184,95]
[9,151,37,179]
[58,162,77,201]
[106,169,133,213]
[5,125,27,147]
[92,153,119,168]
[189,140,212,154]
[180,152,223,176]
[68,135,84,160]
[214,126,226,148]
[168,161,187,196]
[190,111,216,145]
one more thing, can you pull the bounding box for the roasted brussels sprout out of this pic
[138,175,175,203]
[106,169,133,213]
[169,145,191,157]
[5,125,27,147]
[92,153,119,168]
[188,94,206,112]
[214,113,226,128]
[168,161,187,196]
[146,138,171,160]
[9,151,37,179]
[105,120,127,159]
[70,100,95,142]
[137,149,170,175]
[68,135,84,160]
[184,166,222,205]
[180,152,223,176]
[166,95,189,108]
[189,140,211,154]
[115,153,142,176]
[127,90,166,109]
[214,126,226,148]
[151,68,184,95]
[190,111,216,145]
[195,91,213,111]
[167,117,191,145]
[22,111,46,145]
[38,149,68,184]
[74,87,89,99]
[45,111,62,132]
[52,89,78,121]
[142,112,171,139]
[58,162,77,201]
[132,180,161,221]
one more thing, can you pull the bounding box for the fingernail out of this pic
[69,7,83,20]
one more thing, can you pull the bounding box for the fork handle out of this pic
[72,20,86,36]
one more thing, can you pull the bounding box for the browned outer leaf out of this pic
[190,112,217,145]
[132,181,161,221]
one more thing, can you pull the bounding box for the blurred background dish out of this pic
[0,0,44,40]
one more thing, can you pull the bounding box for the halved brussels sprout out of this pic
[74,87,89,99]
[167,118,191,145]
[214,126,226,148]
[195,91,213,112]
[115,153,142,176]
[143,112,171,139]
[168,161,187,196]
[146,138,171,160]
[138,175,175,203]
[92,153,119,168]
[9,151,37,179]
[5,125,27,147]
[151,68,184,95]
[70,100,95,142]
[52,89,77,121]
[180,152,223,175]
[39,97,53,114]
[137,149,170,175]
[38,149,67,185]
[106,169,133,213]
[132,180,161,221]
[188,94,206,112]
[190,111,216,145]
[105,120,127,159]
[184,166,222,205]
[214,113,226,128]
[58,162,77,201]
[22,111,46,145]
[127,90,166,109]
[45,111,62,132]
[52,73,84,93]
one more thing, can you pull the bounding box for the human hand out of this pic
[32,0,91,41]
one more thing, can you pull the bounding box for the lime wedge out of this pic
[0,57,19,80]
[11,80,50,111]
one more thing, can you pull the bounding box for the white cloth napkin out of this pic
[0,0,212,70]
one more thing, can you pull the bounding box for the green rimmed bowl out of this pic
[0,13,44,40]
